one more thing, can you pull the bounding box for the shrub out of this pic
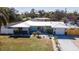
[46,28,53,34]
[32,32,37,37]
[36,35,41,39]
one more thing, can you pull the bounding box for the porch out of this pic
[29,26,53,35]
[10,26,53,38]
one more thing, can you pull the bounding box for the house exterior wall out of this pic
[2,25,79,36]
[22,28,29,31]
[0,26,13,34]
[22,28,30,35]
[0,26,66,35]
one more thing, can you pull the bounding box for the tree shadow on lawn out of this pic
[9,35,30,38]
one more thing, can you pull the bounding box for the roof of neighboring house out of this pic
[34,18,50,20]
[31,18,50,21]
[66,24,79,28]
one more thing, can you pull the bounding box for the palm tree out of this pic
[0,7,21,24]
[0,7,9,25]
[0,7,21,33]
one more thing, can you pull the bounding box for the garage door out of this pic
[54,28,65,35]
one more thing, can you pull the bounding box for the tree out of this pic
[8,8,22,22]
[62,17,68,24]
[30,9,37,18]
[38,10,45,17]
[0,7,9,25]
[54,9,66,21]
[0,7,22,32]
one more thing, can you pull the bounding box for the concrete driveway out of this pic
[58,39,79,51]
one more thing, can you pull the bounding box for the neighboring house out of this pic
[31,18,50,21]
[76,17,79,26]
[67,16,76,25]
[0,18,79,36]
[76,20,79,26]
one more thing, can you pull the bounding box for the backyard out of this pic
[0,36,53,51]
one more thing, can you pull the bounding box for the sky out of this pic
[14,7,79,14]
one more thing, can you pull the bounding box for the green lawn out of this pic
[0,36,53,51]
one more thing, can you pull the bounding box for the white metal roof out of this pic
[26,20,51,26]
[26,20,67,27]
[51,22,68,28]
[10,20,79,28]
[10,21,30,28]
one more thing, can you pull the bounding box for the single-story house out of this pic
[0,18,79,36]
